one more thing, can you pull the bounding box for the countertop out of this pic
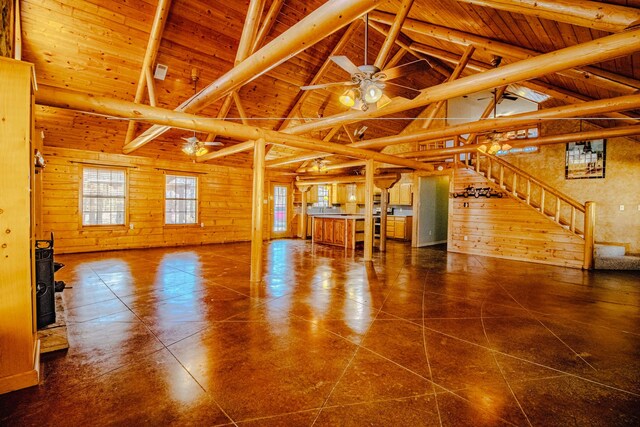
[310,214,365,220]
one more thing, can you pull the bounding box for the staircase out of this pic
[466,153,595,269]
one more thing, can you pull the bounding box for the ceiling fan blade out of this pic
[379,59,428,81]
[300,81,355,91]
[330,56,362,75]
[182,136,198,144]
[384,81,422,100]
[203,141,224,146]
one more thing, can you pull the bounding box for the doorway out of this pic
[271,184,289,238]
[414,175,450,247]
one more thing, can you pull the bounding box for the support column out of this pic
[374,174,400,253]
[364,159,375,261]
[583,201,596,270]
[298,185,310,239]
[250,138,266,282]
[379,188,389,252]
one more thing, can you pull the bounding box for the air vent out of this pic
[153,64,168,80]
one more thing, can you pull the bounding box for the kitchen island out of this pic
[311,215,365,250]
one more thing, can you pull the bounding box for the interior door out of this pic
[271,184,289,238]
[415,175,450,247]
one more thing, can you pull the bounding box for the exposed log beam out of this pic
[411,42,639,124]
[144,66,157,107]
[295,173,400,185]
[384,47,408,70]
[369,10,640,95]
[374,0,415,69]
[455,0,640,33]
[123,0,172,144]
[196,140,255,162]
[268,93,640,165]
[251,0,285,52]
[37,85,434,171]
[368,21,451,78]
[124,0,384,153]
[232,91,250,126]
[205,93,234,142]
[398,124,640,159]
[206,0,283,143]
[296,159,366,173]
[463,85,507,145]
[419,45,475,129]
[236,0,266,65]
[280,26,640,136]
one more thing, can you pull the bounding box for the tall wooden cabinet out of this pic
[0,57,40,394]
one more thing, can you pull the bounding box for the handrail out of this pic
[488,154,585,212]
[468,151,595,269]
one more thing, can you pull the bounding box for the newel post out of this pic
[583,201,596,270]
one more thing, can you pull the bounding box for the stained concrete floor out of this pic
[1,240,639,426]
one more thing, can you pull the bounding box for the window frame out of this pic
[314,184,330,208]
[163,173,199,226]
[79,165,129,229]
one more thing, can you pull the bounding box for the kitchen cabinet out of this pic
[307,186,318,204]
[385,216,413,241]
[399,183,413,206]
[312,216,364,249]
[389,183,413,206]
[331,183,346,205]
[0,58,40,394]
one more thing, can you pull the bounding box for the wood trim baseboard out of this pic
[0,339,40,395]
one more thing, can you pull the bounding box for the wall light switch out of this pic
[200,222,204,228]
[620,205,625,211]
[463,235,468,241]
[129,223,134,230]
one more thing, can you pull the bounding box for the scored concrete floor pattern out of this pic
[1,240,639,426]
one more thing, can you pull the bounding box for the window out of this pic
[165,175,197,224]
[273,185,287,233]
[314,185,330,207]
[82,167,126,226]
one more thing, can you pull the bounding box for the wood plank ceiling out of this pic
[23,0,640,170]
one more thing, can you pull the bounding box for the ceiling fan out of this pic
[300,14,425,111]
[181,68,224,157]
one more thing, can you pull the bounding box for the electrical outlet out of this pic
[200,222,204,228]
[429,230,432,235]
[129,223,134,230]
[620,205,625,211]
[463,235,468,241]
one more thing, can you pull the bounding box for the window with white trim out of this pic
[82,167,126,226]
[165,175,197,225]
[314,185,330,207]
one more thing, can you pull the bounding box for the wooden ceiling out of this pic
[23,0,640,170]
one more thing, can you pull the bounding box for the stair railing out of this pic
[470,152,595,269]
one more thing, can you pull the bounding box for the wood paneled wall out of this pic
[42,147,261,254]
[448,168,585,269]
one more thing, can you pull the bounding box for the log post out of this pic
[583,201,596,270]
[374,0,415,69]
[298,185,311,239]
[250,138,266,282]
[379,188,389,252]
[364,159,375,261]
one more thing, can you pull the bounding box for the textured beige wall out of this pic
[506,120,640,253]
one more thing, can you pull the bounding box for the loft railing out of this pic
[467,152,595,269]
